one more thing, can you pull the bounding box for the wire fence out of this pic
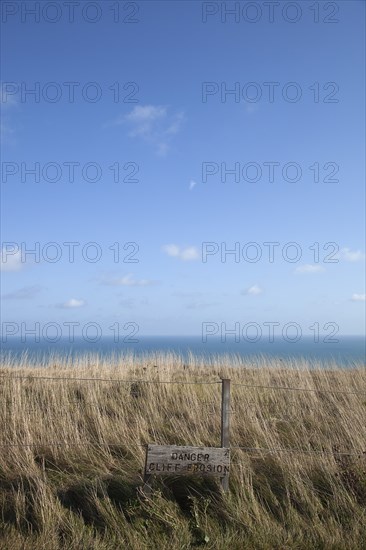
[0,374,365,395]
[231,382,366,396]
[0,374,221,385]
[1,374,365,458]
[0,442,364,459]
[231,446,366,458]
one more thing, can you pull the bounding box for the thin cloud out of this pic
[0,122,15,144]
[339,248,365,262]
[245,103,259,115]
[56,298,86,309]
[113,104,184,156]
[189,179,197,191]
[0,250,23,272]
[162,244,199,261]
[173,291,217,309]
[120,297,150,309]
[186,300,218,309]
[101,274,156,287]
[295,264,325,274]
[119,298,136,309]
[173,291,203,298]
[2,285,42,300]
[351,293,366,302]
[243,284,263,296]
[125,105,167,140]
[1,85,17,144]
[0,86,18,107]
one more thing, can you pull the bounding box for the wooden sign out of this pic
[145,445,230,477]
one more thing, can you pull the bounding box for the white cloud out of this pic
[0,85,17,108]
[126,105,166,124]
[57,298,86,309]
[163,244,180,257]
[351,293,366,302]
[125,105,167,140]
[162,244,199,261]
[243,284,263,296]
[0,122,15,144]
[295,264,325,274]
[180,247,199,261]
[339,248,365,262]
[102,274,155,287]
[120,297,149,309]
[2,285,42,300]
[114,104,184,156]
[189,179,197,191]
[165,112,184,135]
[0,250,23,272]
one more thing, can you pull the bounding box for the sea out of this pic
[1,336,365,367]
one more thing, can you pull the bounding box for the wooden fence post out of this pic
[220,378,231,492]
[142,445,153,497]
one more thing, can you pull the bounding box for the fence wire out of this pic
[0,441,364,458]
[231,382,366,396]
[0,374,220,385]
[1,374,364,458]
[0,374,364,395]
[231,445,365,458]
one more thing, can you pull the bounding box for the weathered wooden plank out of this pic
[221,379,231,491]
[145,445,230,477]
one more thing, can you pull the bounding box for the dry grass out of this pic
[0,352,365,549]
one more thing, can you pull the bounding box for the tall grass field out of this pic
[0,353,365,549]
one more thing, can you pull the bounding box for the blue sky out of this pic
[1,0,365,338]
